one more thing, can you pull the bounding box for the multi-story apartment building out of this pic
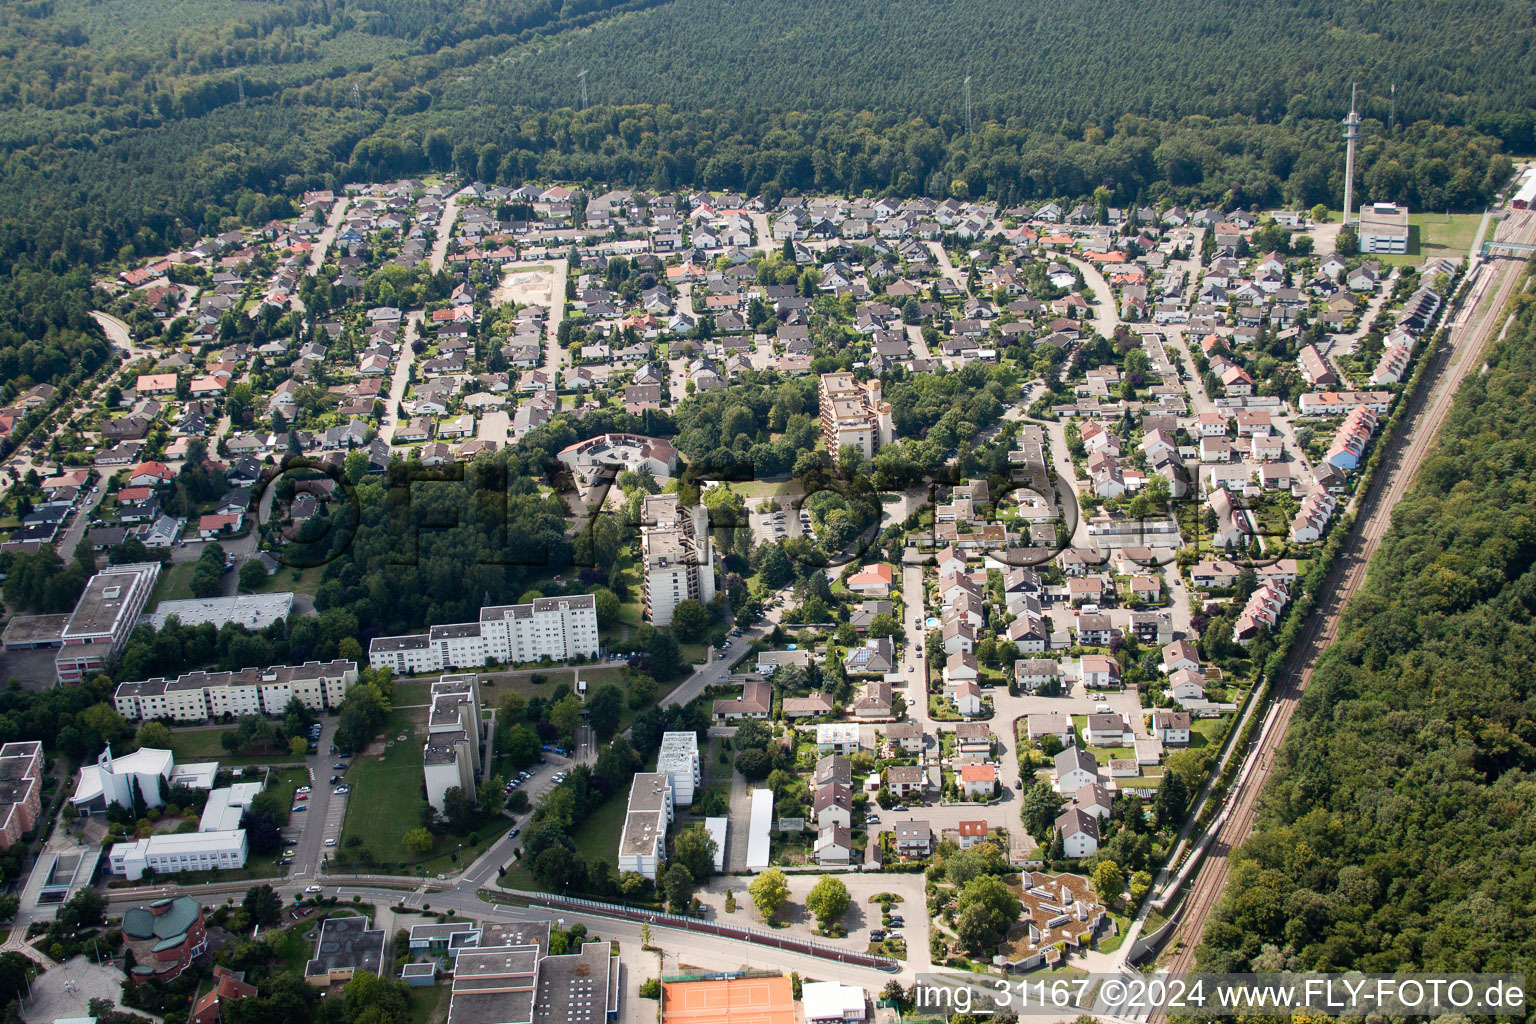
[818,372,893,464]
[655,731,700,807]
[617,772,674,880]
[56,562,161,684]
[0,741,43,850]
[113,661,358,721]
[369,595,600,674]
[639,495,715,627]
[423,675,483,813]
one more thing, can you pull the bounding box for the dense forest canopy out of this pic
[466,0,1536,144]
[1198,278,1536,974]
[0,0,1531,400]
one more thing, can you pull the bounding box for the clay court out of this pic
[660,975,795,1024]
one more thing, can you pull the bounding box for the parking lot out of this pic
[749,504,810,546]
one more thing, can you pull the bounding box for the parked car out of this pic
[870,929,886,941]
[324,838,337,847]
[334,785,350,794]
[332,763,346,770]
[291,804,307,812]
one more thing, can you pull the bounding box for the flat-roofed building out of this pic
[198,782,262,833]
[424,730,476,814]
[818,372,893,464]
[0,741,42,850]
[422,674,484,813]
[1358,202,1410,254]
[617,772,674,880]
[656,732,700,806]
[449,938,618,1024]
[746,788,774,871]
[640,500,715,627]
[304,916,385,986]
[114,660,357,721]
[56,562,160,684]
[109,829,247,882]
[369,596,599,674]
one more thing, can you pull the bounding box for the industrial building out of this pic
[639,495,715,627]
[617,772,674,880]
[1358,202,1411,254]
[369,595,600,674]
[55,562,161,684]
[818,372,893,464]
[1513,167,1536,210]
[113,660,358,721]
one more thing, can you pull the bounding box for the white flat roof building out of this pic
[109,829,247,882]
[199,782,262,833]
[149,593,295,631]
[656,732,700,807]
[704,816,728,873]
[617,772,674,881]
[370,595,600,674]
[746,788,774,872]
[802,981,868,1024]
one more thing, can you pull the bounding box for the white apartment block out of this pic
[424,675,483,813]
[640,497,715,627]
[617,772,674,880]
[656,731,700,807]
[109,829,248,882]
[369,595,600,674]
[114,661,358,721]
[818,372,893,464]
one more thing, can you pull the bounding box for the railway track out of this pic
[1158,210,1536,982]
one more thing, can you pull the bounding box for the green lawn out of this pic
[153,562,199,604]
[169,729,303,767]
[497,790,631,895]
[339,710,428,868]
[1377,211,1484,267]
[570,791,629,868]
[247,564,327,596]
[407,984,450,1024]
[1189,717,1231,748]
[337,710,510,876]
